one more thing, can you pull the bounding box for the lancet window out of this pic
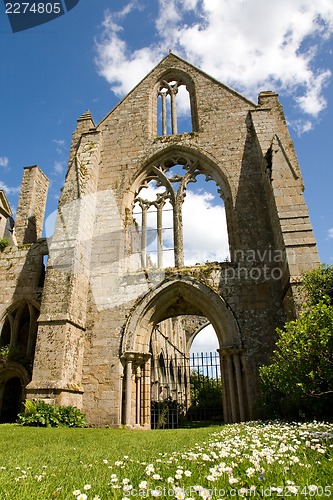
[132,157,229,269]
[157,77,196,136]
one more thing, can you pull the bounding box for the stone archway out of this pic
[0,363,30,423]
[121,275,251,427]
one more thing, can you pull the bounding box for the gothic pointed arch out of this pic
[125,146,235,270]
[121,275,241,354]
[152,67,199,136]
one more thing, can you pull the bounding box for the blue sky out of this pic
[0,0,332,267]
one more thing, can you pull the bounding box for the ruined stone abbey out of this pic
[0,54,319,427]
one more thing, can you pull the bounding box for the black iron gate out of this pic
[151,351,223,429]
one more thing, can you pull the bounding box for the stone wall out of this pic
[0,54,320,426]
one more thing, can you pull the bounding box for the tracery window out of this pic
[157,76,196,136]
[132,157,229,269]
[0,301,39,368]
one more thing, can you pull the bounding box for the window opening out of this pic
[133,158,229,269]
[157,80,192,136]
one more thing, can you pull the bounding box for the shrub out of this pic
[0,238,10,252]
[0,344,29,366]
[259,265,333,420]
[17,400,87,428]
[259,300,333,419]
[301,264,333,305]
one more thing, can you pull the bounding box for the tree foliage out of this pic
[259,265,333,420]
[301,264,333,306]
[187,370,223,422]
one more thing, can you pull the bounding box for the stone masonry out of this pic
[0,54,319,426]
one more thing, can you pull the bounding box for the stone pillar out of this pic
[27,126,101,409]
[233,352,246,422]
[125,358,133,426]
[15,166,49,245]
[136,366,141,425]
[160,91,167,135]
[170,85,178,135]
[219,347,248,424]
[122,352,151,428]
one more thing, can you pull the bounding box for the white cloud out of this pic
[182,190,229,265]
[54,161,66,175]
[191,324,219,353]
[328,228,333,238]
[95,10,163,96]
[0,157,9,168]
[95,0,333,128]
[0,181,20,195]
[53,139,65,155]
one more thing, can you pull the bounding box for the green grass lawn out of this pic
[0,421,332,499]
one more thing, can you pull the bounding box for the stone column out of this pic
[156,201,164,269]
[136,366,141,425]
[219,347,248,423]
[140,202,148,268]
[125,358,133,426]
[233,351,246,422]
[241,353,252,419]
[170,85,178,135]
[122,352,151,428]
[159,91,167,135]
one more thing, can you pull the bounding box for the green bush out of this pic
[17,400,87,428]
[259,265,333,420]
[0,344,29,366]
[301,264,333,305]
[0,238,10,252]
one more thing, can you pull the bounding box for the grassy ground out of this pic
[0,421,332,499]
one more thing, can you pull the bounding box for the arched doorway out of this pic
[0,300,39,422]
[121,276,251,428]
[0,377,22,423]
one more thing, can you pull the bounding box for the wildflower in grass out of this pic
[73,490,81,496]
[123,484,133,493]
[151,488,162,497]
[229,477,239,484]
[115,460,124,466]
[145,464,155,475]
[93,497,101,500]
[152,473,162,480]
[288,485,299,494]
[167,477,174,484]
[175,473,182,479]
[184,470,192,477]
[103,459,108,464]
[246,467,255,477]
[308,485,318,492]
[76,494,87,500]
[83,484,91,490]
